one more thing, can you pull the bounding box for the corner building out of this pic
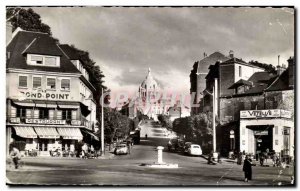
[6,28,98,156]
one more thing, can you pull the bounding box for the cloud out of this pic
[32,7,294,97]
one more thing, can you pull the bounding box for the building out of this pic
[204,53,294,159]
[190,51,229,115]
[136,68,170,121]
[6,28,99,156]
[167,101,182,121]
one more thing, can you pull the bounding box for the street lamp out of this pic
[101,87,105,156]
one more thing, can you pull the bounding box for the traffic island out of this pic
[139,146,179,169]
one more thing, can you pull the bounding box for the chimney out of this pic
[287,57,294,88]
[6,22,13,45]
[229,50,234,58]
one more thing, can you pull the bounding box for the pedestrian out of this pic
[10,147,21,169]
[145,134,148,139]
[127,141,131,155]
[237,151,242,165]
[259,153,265,166]
[243,155,252,182]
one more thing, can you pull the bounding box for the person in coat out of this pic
[243,155,252,182]
[10,147,21,169]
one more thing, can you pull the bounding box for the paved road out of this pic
[6,120,294,186]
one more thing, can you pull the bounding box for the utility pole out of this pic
[101,87,105,156]
[212,86,216,153]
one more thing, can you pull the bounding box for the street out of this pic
[6,120,294,186]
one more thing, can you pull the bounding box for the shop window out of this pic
[39,109,49,119]
[18,75,28,88]
[47,77,56,90]
[10,106,16,117]
[16,107,26,118]
[71,110,77,120]
[33,76,42,89]
[61,79,70,91]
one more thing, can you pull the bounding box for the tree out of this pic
[249,60,276,74]
[157,114,172,130]
[7,8,52,35]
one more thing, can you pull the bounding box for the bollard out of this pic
[157,146,164,164]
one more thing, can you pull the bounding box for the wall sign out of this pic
[240,109,291,119]
[26,119,66,125]
[20,91,70,100]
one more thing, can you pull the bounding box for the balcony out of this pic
[7,116,93,130]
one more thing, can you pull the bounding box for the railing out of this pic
[7,116,93,130]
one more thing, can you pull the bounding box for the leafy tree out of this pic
[157,114,172,130]
[249,60,276,74]
[7,8,52,35]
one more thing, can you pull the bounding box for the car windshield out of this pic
[117,145,126,148]
[192,145,200,148]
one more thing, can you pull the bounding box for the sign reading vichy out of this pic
[240,109,291,119]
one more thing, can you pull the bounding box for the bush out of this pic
[9,141,26,151]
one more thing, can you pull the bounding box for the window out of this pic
[39,109,49,119]
[16,108,26,118]
[61,79,70,91]
[31,55,43,64]
[62,110,72,120]
[18,75,27,88]
[33,76,42,89]
[44,57,56,66]
[239,66,242,77]
[47,78,56,90]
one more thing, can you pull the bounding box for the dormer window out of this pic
[27,54,60,67]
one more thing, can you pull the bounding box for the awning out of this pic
[81,129,99,141]
[57,127,83,140]
[57,101,80,109]
[13,126,37,138]
[34,100,57,108]
[12,99,35,107]
[34,127,60,139]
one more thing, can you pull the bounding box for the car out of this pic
[167,138,184,152]
[187,144,202,156]
[114,144,129,155]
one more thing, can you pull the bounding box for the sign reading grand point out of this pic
[240,109,292,119]
[20,91,70,100]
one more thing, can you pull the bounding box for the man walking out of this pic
[10,147,21,169]
[243,155,252,182]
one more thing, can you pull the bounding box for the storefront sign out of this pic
[240,109,291,119]
[71,120,81,126]
[26,119,66,125]
[254,130,268,136]
[20,91,70,100]
[10,117,20,123]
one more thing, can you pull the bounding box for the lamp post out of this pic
[101,87,105,156]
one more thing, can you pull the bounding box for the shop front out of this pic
[239,109,294,159]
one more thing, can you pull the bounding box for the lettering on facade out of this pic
[20,91,70,100]
[26,119,66,125]
[240,109,291,119]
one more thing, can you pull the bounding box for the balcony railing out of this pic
[7,116,93,130]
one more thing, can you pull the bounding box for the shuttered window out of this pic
[49,110,54,119]
[33,77,42,89]
[61,79,70,90]
[56,110,62,120]
[18,76,28,88]
[47,78,56,90]
[71,110,77,120]
[33,110,39,119]
[26,109,32,118]
[44,57,56,66]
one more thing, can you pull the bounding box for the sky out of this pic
[32,7,294,103]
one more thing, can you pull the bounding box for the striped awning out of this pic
[34,100,57,108]
[12,100,35,107]
[57,102,80,109]
[34,127,60,139]
[57,127,83,140]
[13,126,37,138]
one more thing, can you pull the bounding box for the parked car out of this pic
[187,144,202,156]
[114,144,129,155]
[167,138,184,152]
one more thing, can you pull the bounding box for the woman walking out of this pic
[243,155,252,182]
